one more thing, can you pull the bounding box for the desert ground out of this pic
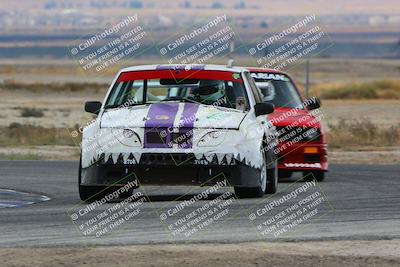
[1,240,400,267]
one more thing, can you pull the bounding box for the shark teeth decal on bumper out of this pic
[88,152,242,166]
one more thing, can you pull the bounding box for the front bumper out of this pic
[81,153,262,188]
[276,142,328,172]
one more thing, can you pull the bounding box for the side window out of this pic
[105,80,144,107]
[107,82,125,106]
[244,72,263,103]
[125,80,144,104]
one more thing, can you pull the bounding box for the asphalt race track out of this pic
[0,161,399,247]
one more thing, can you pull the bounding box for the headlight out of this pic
[197,130,227,147]
[112,129,142,147]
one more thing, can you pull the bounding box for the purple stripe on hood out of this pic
[177,103,200,149]
[144,103,179,148]
[145,103,178,128]
[179,103,199,128]
[143,102,200,149]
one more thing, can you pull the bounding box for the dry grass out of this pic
[20,107,45,117]
[0,123,78,146]
[314,80,400,99]
[327,118,400,148]
[0,80,109,93]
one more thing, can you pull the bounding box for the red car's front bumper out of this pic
[276,142,328,172]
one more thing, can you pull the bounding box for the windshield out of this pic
[105,70,249,111]
[250,72,303,109]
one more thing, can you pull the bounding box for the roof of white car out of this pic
[119,64,247,73]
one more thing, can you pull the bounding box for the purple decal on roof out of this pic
[156,65,205,70]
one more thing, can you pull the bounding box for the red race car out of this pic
[247,68,328,181]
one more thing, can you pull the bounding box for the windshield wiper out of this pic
[161,97,201,104]
[104,103,148,109]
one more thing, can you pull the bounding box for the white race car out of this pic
[79,64,277,200]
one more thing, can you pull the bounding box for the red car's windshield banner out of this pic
[117,70,243,83]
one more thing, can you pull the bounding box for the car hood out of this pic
[101,102,247,129]
[269,107,321,128]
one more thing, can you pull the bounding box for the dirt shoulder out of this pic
[330,148,400,165]
[1,240,399,267]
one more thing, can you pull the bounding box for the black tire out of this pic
[234,186,264,199]
[265,164,278,194]
[278,170,292,179]
[78,157,104,201]
[79,185,107,202]
[265,143,278,194]
[78,156,134,201]
[303,171,325,182]
[119,188,134,199]
[79,185,133,202]
[234,146,267,199]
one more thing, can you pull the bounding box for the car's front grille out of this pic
[146,131,167,144]
[144,128,170,148]
[140,153,195,165]
[144,128,194,148]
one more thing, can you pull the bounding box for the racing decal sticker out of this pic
[145,103,179,128]
[156,64,205,70]
[251,72,289,81]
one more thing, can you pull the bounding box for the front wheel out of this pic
[78,156,134,202]
[234,186,263,199]
[234,148,267,199]
[79,185,107,202]
[265,163,278,194]
[78,157,106,201]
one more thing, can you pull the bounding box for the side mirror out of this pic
[304,97,321,110]
[254,102,274,116]
[85,101,102,115]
